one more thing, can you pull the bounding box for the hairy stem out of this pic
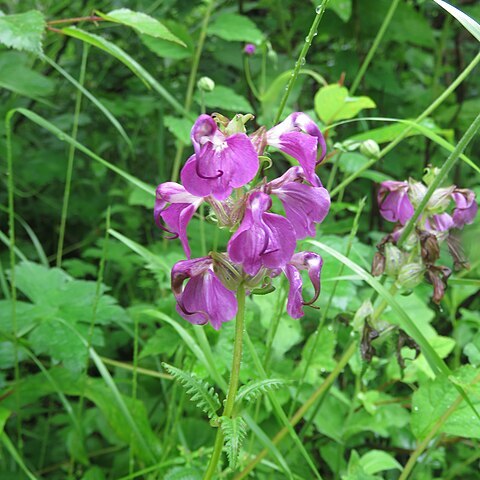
[203,283,246,479]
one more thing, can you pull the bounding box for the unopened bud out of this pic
[396,263,425,289]
[197,76,215,92]
[360,140,380,159]
[225,113,254,136]
[423,166,441,186]
[243,43,256,55]
[407,179,427,208]
[419,231,440,264]
[384,243,404,276]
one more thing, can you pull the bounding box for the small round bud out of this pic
[243,43,256,55]
[360,139,380,159]
[197,76,215,92]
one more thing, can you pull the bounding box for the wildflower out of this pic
[227,191,296,276]
[154,182,203,258]
[171,257,238,330]
[265,112,327,185]
[377,181,414,225]
[266,166,330,239]
[283,252,323,318]
[244,43,256,55]
[181,114,259,200]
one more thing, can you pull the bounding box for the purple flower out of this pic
[155,182,204,258]
[181,115,259,200]
[266,112,327,185]
[244,43,256,55]
[378,181,414,225]
[284,252,323,318]
[171,257,238,330]
[227,191,296,276]
[451,188,477,228]
[267,166,330,239]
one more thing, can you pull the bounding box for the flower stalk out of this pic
[203,283,246,479]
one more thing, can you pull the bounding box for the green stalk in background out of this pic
[56,44,89,267]
[170,0,215,182]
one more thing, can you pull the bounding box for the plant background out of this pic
[0,0,479,479]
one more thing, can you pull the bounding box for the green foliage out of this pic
[220,415,247,469]
[162,363,221,419]
[208,13,263,43]
[0,10,45,54]
[235,378,286,404]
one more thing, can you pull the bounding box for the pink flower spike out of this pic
[266,112,327,185]
[155,182,203,258]
[171,257,238,330]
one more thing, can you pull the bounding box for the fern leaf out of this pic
[220,415,247,470]
[235,378,286,404]
[162,363,221,419]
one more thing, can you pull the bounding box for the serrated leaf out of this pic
[314,84,376,124]
[208,13,263,43]
[220,416,247,470]
[236,379,286,404]
[162,363,221,419]
[98,8,185,46]
[0,10,45,54]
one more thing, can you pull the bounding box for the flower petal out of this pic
[290,251,323,305]
[378,181,414,225]
[452,189,478,228]
[284,264,304,319]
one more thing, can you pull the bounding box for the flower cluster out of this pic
[373,174,478,303]
[155,112,330,329]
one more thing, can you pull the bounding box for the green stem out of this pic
[244,57,261,99]
[330,50,480,198]
[350,0,400,95]
[273,0,330,125]
[56,44,89,267]
[203,283,246,479]
[170,0,215,182]
[397,111,480,247]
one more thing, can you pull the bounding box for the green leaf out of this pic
[164,115,191,145]
[162,363,221,419]
[236,378,286,404]
[0,52,55,100]
[220,416,247,470]
[201,85,253,112]
[434,0,480,42]
[98,8,185,45]
[412,365,480,440]
[139,21,193,59]
[208,13,263,43]
[358,450,402,474]
[140,326,180,359]
[0,10,45,54]
[315,84,376,124]
[329,0,352,22]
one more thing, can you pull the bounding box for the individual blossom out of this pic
[265,112,327,185]
[171,256,238,330]
[451,188,478,229]
[266,166,330,239]
[244,43,256,55]
[283,252,323,318]
[377,181,414,225]
[181,114,259,200]
[154,182,203,258]
[227,191,296,276]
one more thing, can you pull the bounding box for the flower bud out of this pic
[426,265,451,304]
[243,43,256,55]
[371,251,385,277]
[360,139,380,159]
[197,76,215,92]
[423,166,441,186]
[384,243,404,276]
[419,230,440,264]
[396,263,425,289]
[407,179,427,208]
[225,113,255,136]
[427,186,455,214]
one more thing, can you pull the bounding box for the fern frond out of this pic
[220,415,247,470]
[162,363,221,419]
[235,378,286,404]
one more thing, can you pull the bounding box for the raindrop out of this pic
[414,406,419,412]
[316,5,322,13]
[313,32,318,37]
[320,367,326,373]
[327,325,333,331]
[300,57,306,65]
[305,36,310,42]
[57,133,66,141]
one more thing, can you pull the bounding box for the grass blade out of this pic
[434,0,480,42]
